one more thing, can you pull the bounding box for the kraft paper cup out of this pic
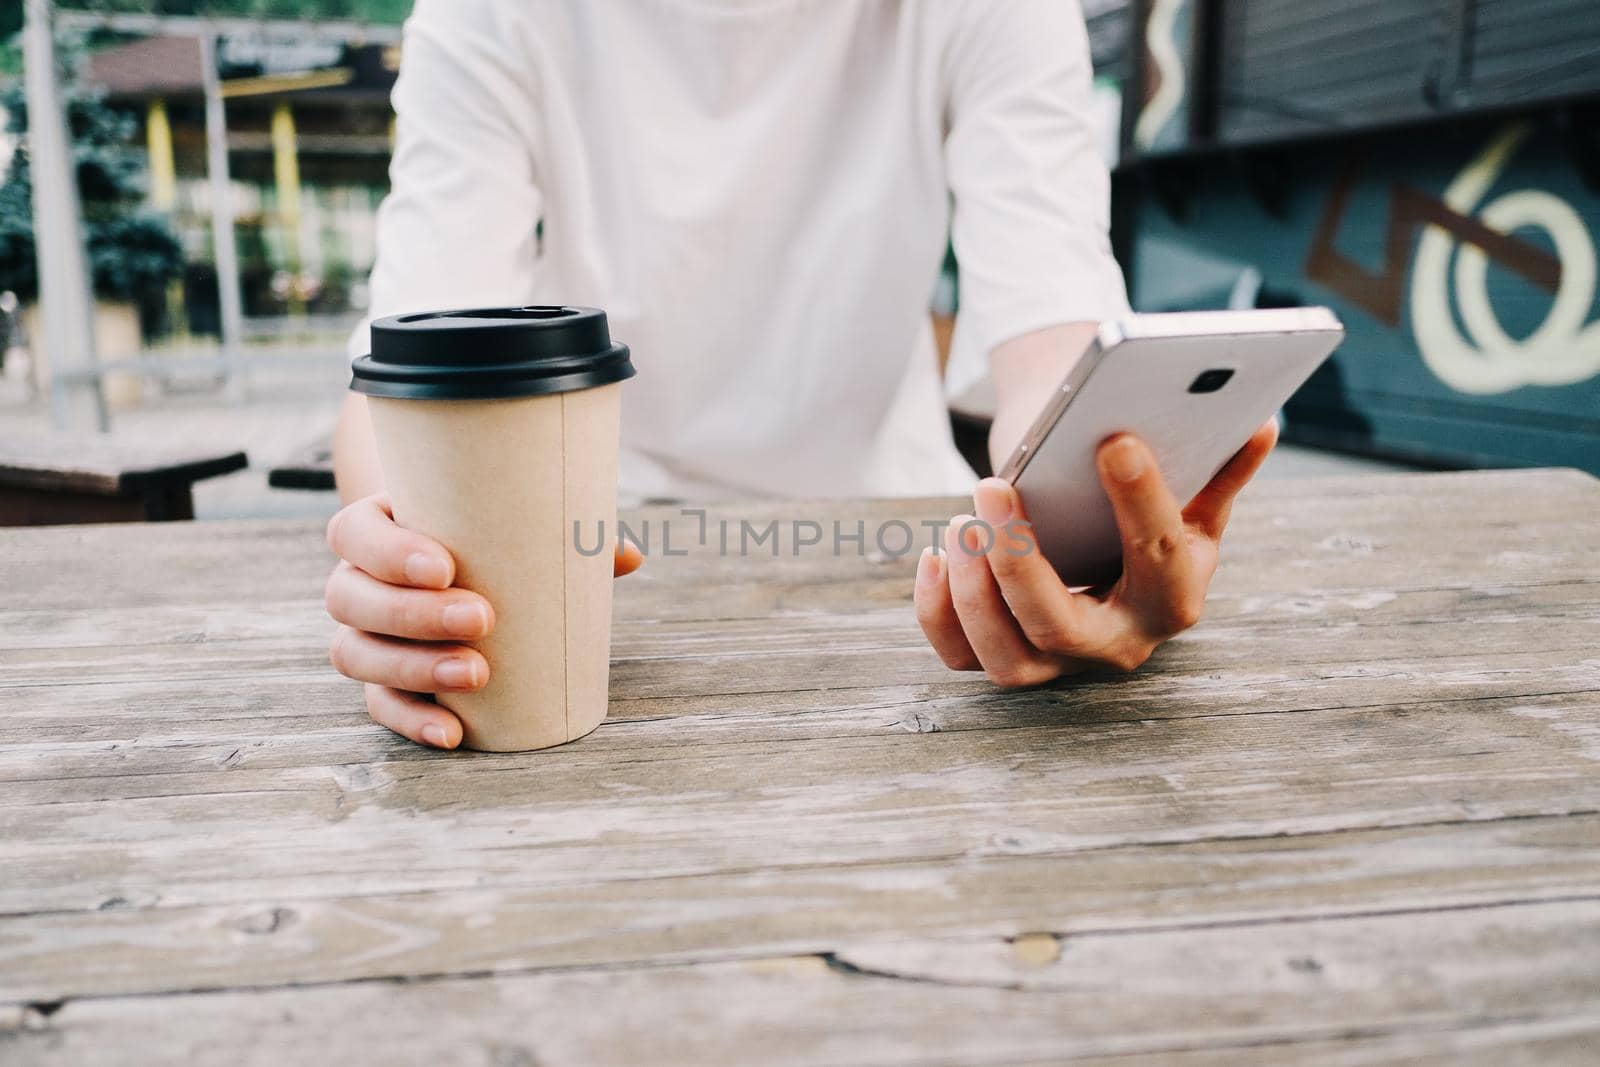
[350,307,635,751]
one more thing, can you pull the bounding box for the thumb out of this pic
[614,540,645,578]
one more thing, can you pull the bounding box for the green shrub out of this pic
[0,63,185,303]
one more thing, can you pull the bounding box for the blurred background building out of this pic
[2,2,402,368]
[85,26,397,327]
[2,0,1597,518]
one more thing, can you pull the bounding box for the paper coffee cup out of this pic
[350,307,635,751]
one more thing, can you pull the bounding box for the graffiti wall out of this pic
[1131,0,1197,156]
[1127,116,1600,473]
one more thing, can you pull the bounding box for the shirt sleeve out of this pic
[940,0,1130,402]
[346,0,544,360]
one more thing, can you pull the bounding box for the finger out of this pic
[330,625,489,693]
[364,683,462,750]
[615,540,645,578]
[1183,419,1280,541]
[913,546,980,671]
[326,494,455,590]
[972,478,1131,660]
[1097,435,1202,637]
[944,516,1064,688]
[325,561,495,641]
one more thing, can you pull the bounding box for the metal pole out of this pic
[199,32,247,396]
[22,0,107,432]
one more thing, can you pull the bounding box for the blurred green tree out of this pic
[0,55,184,305]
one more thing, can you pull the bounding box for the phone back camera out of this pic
[1188,369,1234,394]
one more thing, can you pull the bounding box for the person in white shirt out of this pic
[325,0,1279,749]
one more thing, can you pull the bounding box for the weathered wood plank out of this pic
[5,576,1597,653]
[3,898,1597,1066]
[1,470,1595,614]
[2,573,1596,697]
[1059,1017,1600,1067]
[2,650,1597,777]
[1,814,1595,1002]
[2,696,1597,915]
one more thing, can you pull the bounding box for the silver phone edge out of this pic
[1112,306,1344,341]
[996,334,1111,484]
[996,307,1346,486]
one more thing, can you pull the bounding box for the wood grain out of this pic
[3,814,1597,1002]
[4,900,1597,1066]
[0,468,1596,1064]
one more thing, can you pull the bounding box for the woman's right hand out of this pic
[324,493,643,749]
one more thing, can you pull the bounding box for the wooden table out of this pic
[0,433,247,526]
[3,469,1598,1065]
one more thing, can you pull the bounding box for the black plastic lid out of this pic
[349,306,635,400]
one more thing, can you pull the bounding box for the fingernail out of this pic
[973,479,1014,525]
[434,658,479,689]
[405,552,450,588]
[421,723,450,748]
[944,519,965,562]
[1102,436,1146,483]
[946,515,987,563]
[916,546,941,586]
[442,602,489,637]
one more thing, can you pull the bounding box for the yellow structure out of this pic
[144,99,177,210]
[144,99,186,340]
[270,101,304,312]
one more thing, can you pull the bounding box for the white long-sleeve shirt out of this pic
[353,0,1129,501]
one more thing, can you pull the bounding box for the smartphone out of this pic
[998,307,1346,586]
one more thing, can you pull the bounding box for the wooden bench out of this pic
[0,434,248,526]
[267,435,336,491]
